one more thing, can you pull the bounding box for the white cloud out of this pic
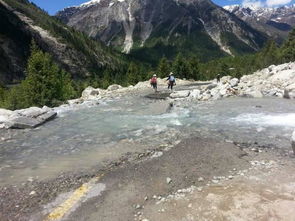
[242,0,264,9]
[266,0,292,6]
[241,0,293,8]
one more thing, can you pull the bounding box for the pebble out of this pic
[188,203,192,208]
[29,191,36,195]
[212,180,219,184]
[198,177,204,182]
[135,204,141,209]
[144,196,148,201]
[251,148,259,152]
[166,177,172,184]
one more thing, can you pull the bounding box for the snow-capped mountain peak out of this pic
[223,4,295,43]
[80,0,102,8]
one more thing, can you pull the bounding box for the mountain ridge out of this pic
[223,4,295,43]
[56,0,267,64]
[0,0,128,84]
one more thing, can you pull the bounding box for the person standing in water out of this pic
[167,72,176,90]
[150,74,158,92]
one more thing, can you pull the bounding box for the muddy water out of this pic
[0,95,294,186]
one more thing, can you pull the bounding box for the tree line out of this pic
[0,29,294,110]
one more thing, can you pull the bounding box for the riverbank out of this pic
[0,62,295,221]
[0,61,294,130]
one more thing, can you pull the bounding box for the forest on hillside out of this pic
[0,0,294,110]
[0,29,294,110]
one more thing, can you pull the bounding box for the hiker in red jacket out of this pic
[150,74,158,92]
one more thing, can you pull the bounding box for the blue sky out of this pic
[30,0,294,15]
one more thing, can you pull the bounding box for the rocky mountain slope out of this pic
[224,4,295,43]
[56,0,267,64]
[0,0,126,84]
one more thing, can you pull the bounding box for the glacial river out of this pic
[0,92,295,186]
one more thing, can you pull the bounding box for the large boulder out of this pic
[8,111,57,129]
[67,99,83,105]
[9,117,42,129]
[16,107,47,118]
[134,81,149,89]
[81,86,101,100]
[0,109,13,123]
[220,76,232,84]
[230,78,239,87]
[201,92,212,101]
[242,90,263,98]
[0,106,57,129]
[107,84,122,91]
[269,69,295,82]
[170,90,190,99]
[189,89,201,99]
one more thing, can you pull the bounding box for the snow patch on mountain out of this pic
[80,0,102,7]
[122,1,135,53]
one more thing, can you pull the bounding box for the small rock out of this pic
[144,196,148,201]
[170,90,190,99]
[198,177,204,182]
[29,191,36,195]
[188,203,192,208]
[251,148,259,152]
[135,204,141,209]
[212,180,219,184]
[166,177,172,184]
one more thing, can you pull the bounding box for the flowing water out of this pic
[0,93,295,186]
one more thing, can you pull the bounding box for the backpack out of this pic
[169,76,175,82]
[151,77,157,83]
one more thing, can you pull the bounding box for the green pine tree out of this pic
[281,29,295,62]
[172,53,190,79]
[19,41,74,108]
[157,57,170,78]
[126,62,139,85]
[102,68,113,89]
[187,56,200,80]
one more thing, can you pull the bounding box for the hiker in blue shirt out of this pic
[167,72,176,90]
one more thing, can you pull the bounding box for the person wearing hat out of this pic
[167,72,176,90]
[150,74,158,92]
